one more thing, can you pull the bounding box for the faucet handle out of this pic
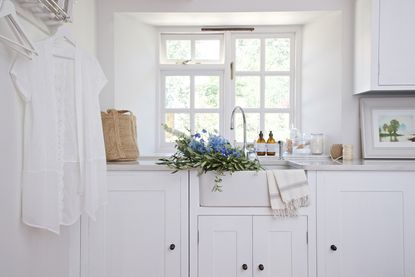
[277,140,284,160]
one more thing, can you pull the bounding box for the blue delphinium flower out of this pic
[189,139,206,154]
[208,134,229,153]
[206,134,242,157]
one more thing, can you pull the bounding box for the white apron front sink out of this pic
[199,163,292,207]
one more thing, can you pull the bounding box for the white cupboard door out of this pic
[198,216,252,277]
[253,216,308,277]
[104,172,186,277]
[318,171,415,277]
[378,0,415,86]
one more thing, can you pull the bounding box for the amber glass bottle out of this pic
[267,131,276,156]
[256,131,266,156]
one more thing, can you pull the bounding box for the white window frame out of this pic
[156,27,301,152]
[228,32,298,143]
[158,70,225,151]
[160,33,225,65]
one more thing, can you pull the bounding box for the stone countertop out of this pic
[107,156,415,171]
[107,160,171,171]
[288,159,415,171]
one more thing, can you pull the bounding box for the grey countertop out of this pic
[288,159,415,171]
[107,156,415,171]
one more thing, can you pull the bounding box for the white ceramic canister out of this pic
[342,144,353,160]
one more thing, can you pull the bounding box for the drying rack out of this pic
[16,0,73,29]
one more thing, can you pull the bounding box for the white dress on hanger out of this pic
[10,37,107,234]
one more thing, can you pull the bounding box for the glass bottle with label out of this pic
[266,131,276,156]
[256,131,266,156]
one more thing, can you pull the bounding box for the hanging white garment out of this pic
[10,37,107,234]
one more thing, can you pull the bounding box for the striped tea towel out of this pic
[266,169,310,216]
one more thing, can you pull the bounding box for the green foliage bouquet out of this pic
[157,125,262,191]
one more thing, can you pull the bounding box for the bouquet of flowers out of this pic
[157,124,262,191]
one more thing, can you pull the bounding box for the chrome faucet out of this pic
[230,106,247,156]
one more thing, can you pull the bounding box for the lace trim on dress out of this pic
[55,61,66,225]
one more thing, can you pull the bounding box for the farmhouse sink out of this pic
[199,161,293,207]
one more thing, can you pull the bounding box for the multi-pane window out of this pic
[160,34,224,64]
[161,72,223,144]
[159,31,297,150]
[233,34,294,143]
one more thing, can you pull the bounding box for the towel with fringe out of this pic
[266,169,310,216]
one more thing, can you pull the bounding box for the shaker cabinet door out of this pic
[253,216,308,277]
[198,216,252,277]
[87,171,188,277]
[378,0,415,86]
[317,171,415,277]
[354,0,415,92]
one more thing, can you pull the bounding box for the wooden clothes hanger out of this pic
[0,0,38,59]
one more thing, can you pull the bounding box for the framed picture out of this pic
[360,97,415,159]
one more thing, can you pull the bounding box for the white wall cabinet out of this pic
[317,171,415,277]
[354,0,415,93]
[198,215,308,277]
[85,171,188,277]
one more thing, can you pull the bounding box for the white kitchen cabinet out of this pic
[354,0,415,93]
[253,216,308,277]
[198,216,252,277]
[317,171,415,277]
[198,215,308,277]
[85,171,188,277]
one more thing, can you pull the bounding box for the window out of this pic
[158,30,299,151]
[160,34,224,64]
[232,34,295,142]
[160,71,224,145]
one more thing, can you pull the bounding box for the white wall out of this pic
[113,14,158,155]
[301,12,343,153]
[340,1,361,157]
[69,0,98,56]
[301,3,359,156]
[98,0,361,156]
[0,1,98,276]
[97,0,352,108]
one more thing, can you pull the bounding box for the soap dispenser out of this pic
[266,131,276,156]
[256,131,266,156]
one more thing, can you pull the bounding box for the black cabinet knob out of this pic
[169,244,176,251]
[330,245,337,251]
[258,264,265,271]
[242,264,248,270]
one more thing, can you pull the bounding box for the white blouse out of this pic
[10,37,108,234]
